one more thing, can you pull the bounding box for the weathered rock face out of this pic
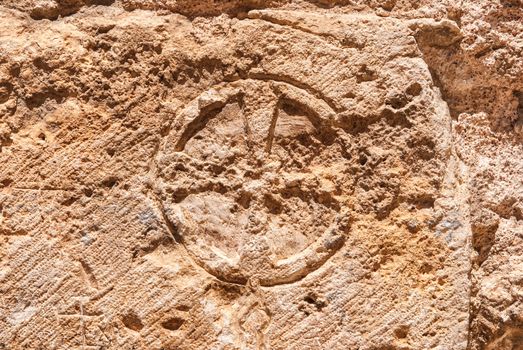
[0,1,521,349]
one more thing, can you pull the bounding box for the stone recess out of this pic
[0,1,521,350]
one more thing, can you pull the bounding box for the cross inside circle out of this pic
[154,79,351,286]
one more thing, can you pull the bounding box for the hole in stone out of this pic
[263,193,282,214]
[121,312,144,332]
[359,154,368,166]
[380,0,396,11]
[303,292,326,311]
[172,188,189,203]
[394,325,409,339]
[386,93,409,109]
[176,304,191,312]
[106,148,115,157]
[406,82,422,97]
[1,179,13,188]
[304,295,315,304]
[61,197,77,206]
[102,177,118,188]
[236,192,252,209]
[161,317,184,331]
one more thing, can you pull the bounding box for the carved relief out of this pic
[154,79,351,286]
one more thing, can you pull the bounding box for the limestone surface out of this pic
[0,1,521,349]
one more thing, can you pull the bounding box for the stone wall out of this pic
[0,1,521,349]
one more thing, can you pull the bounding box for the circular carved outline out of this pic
[152,78,350,286]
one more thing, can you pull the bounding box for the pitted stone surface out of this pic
[0,1,521,350]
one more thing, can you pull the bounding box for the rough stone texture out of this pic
[0,1,521,349]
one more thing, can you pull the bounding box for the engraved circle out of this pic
[155,79,350,286]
